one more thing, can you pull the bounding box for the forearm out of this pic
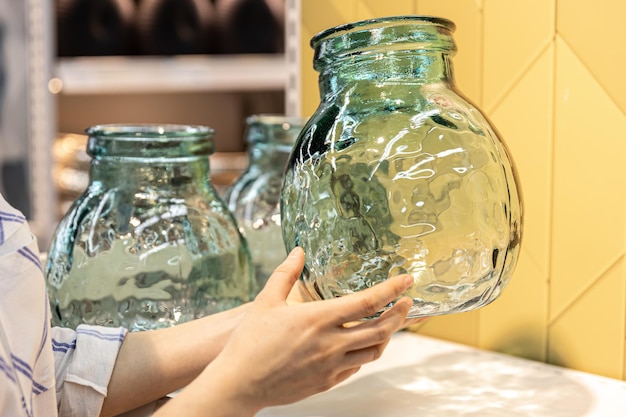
[100,302,250,417]
[151,360,261,417]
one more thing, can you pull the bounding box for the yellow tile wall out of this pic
[297,0,626,379]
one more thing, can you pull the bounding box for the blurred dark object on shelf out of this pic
[135,0,217,55]
[1,160,31,219]
[55,0,285,57]
[57,0,137,57]
[214,0,284,54]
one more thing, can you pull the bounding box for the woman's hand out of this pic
[285,260,426,328]
[157,247,414,416]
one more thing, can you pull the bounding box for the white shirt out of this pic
[0,193,127,417]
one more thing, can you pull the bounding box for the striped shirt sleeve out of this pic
[52,325,127,417]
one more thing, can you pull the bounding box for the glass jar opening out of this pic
[312,15,456,71]
[86,123,213,138]
[85,123,215,159]
[245,115,307,146]
[246,114,307,129]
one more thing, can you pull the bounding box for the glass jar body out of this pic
[225,115,305,290]
[281,17,523,319]
[46,124,254,331]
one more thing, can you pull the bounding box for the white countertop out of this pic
[258,331,626,417]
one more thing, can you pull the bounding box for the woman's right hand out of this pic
[155,247,413,417]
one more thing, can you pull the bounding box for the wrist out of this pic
[158,358,262,417]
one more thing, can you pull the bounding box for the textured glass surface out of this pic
[281,16,523,319]
[46,124,254,331]
[225,115,306,290]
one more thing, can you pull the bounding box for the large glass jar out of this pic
[46,124,254,331]
[225,115,306,291]
[281,16,523,319]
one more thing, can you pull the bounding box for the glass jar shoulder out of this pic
[50,184,243,260]
[298,87,499,162]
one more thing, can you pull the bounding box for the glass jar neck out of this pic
[85,124,215,190]
[89,157,212,191]
[318,53,454,100]
[312,16,457,100]
[248,142,292,172]
[245,115,305,172]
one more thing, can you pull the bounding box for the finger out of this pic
[341,301,411,368]
[310,366,362,396]
[340,297,412,352]
[380,296,413,322]
[255,247,305,303]
[333,366,361,386]
[324,275,414,324]
[342,343,387,369]
[403,317,428,329]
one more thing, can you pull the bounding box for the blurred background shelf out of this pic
[54,54,287,95]
[0,0,296,248]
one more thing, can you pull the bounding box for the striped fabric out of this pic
[0,194,127,417]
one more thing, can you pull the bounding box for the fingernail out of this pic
[403,275,414,288]
[289,247,303,258]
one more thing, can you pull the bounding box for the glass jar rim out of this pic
[246,114,308,130]
[311,15,456,71]
[85,123,216,159]
[311,15,455,48]
[245,114,307,147]
[85,123,214,139]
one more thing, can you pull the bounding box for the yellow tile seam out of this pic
[549,253,625,325]
[556,33,626,118]
[476,2,484,106]
[484,39,554,115]
[475,4,484,342]
[544,2,558,360]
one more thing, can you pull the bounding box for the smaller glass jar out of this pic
[46,124,254,331]
[225,115,306,290]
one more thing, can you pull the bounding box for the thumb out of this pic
[255,247,305,304]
